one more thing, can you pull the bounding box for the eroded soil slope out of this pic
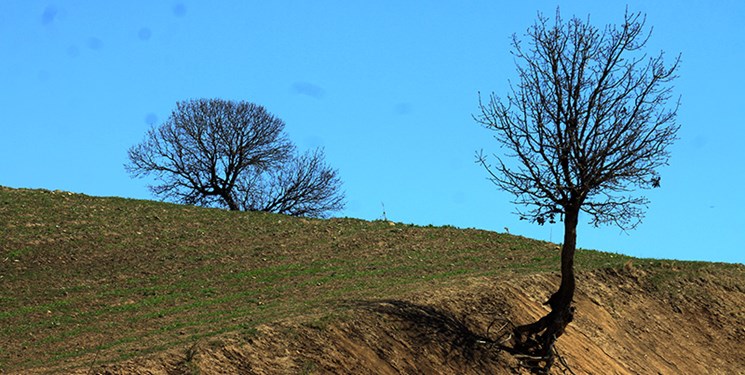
[93,265,745,374]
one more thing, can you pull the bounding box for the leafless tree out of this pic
[126,98,345,218]
[475,9,679,369]
[235,148,345,217]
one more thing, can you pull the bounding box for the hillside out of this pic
[1,186,743,374]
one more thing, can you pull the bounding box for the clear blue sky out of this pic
[1,1,743,264]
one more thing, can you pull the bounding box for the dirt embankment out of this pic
[91,265,745,374]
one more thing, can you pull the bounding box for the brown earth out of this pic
[82,265,745,375]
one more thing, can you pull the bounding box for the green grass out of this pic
[0,186,741,373]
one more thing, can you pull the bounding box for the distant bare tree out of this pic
[475,9,679,369]
[126,98,345,217]
[235,148,345,217]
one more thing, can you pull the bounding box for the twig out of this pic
[552,345,577,375]
[486,320,509,339]
[513,353,551,361]
[87,346,101,375]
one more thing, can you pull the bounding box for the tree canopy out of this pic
[126,98,345,218]
[477,10,680,230]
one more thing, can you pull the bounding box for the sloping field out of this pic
[100,269,745,374]
[1,187,743,374]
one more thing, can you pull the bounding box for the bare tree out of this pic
[126,98,345,217]
[475,9,679,369]
[235,148,345,218]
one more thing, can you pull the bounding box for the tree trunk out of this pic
[511,205,579,369]
[220,191,241,211]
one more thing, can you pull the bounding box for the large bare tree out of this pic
[126,98,345,218]
[475,10,679,368]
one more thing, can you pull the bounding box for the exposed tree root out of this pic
[508,302,574,373]
[479,293,576,374]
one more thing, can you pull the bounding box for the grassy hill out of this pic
[1,186,742,373]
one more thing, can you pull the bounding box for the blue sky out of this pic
[1,1,743,264]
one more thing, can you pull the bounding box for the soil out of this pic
[80,265,745,374]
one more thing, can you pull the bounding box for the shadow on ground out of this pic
[353,299,523,373]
